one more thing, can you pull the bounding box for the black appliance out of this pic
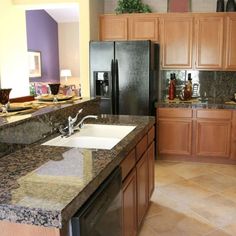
[90,40,159,116]
[71,167,122,236]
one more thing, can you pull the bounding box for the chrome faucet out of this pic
[59,108,98,137]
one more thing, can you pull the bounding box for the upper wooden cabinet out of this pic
[129,15,158,41]
[100,15,128,41]
[195,15,224,69]
[100,12,236,71]
[160,15,193,69]
[225,14,236,70]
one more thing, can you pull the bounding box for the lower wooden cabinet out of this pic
[136,151,149,227]
[148,142,155,198]
[158,119,192,155]
[196,120,231,157]
[157,108,235,162]
[122,169,137,236]
[121,126,155,236]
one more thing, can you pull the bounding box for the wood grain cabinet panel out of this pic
[136,151,149,228]
[160,16,193,69]
[148,142,155,198]
[122,169,137,236]
[121,149,136,181]
[158,119,192,155]
[196,120,231,158]
[129,16,158,41]
[231,111,236,160]
[100,15,128,41]
[225,15,236,70]
[195,15,224,69]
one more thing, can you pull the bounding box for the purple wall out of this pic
[26,10,60,83]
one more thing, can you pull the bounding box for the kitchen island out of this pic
[0,100,155,236]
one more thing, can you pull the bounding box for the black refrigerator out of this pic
[89,40,159,116]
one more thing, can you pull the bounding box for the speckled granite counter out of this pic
[156,101,236,110]
[0,98,100,158]
[0,115,155,228]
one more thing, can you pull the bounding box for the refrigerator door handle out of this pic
[115,59,119,115]
[111,59,116,114]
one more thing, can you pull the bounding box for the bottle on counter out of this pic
[168,73,176,100]
[187,73,193,97]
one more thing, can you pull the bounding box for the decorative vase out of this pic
[216,0,225,12]
[226,0,236,12]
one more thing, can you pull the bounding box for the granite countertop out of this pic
[156,100,236,110]
[0,115,155,229]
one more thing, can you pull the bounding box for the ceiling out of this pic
[45,6,79,23]
[24,3,80,23]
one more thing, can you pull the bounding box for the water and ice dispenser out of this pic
[94,71,110,98]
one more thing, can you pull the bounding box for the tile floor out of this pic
[139,160,236,236]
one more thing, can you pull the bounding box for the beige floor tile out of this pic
[223,222,236,235]
[155,168,186,187]
[204,229,231,236]
[139,161,236,236]
[219,187,236,203]
[190,173,236,192]
[171,162,214,179]
[206,164,236,178]
[138,222,157,236]
[158,179,214,205]
[144,207,214,236]
[190,194,236,228]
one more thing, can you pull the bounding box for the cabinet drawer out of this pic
[148,126,155,146]
[158,108,192,118]
[121,149,136,181]
[136,135,148,161]
[196,110,232,120]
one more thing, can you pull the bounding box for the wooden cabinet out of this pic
[231,111,236,160]
[136,151,149,227]
[148,142,155,198]
[129,15,158,41]
[196,110,232,158]
[122,169,137,236]
[160,15,193,69]
[121,126,155,235]
[100,14,158,42]
[100,15,128,41]
[158,108,192,155]
[195,15,224,69]
[157,108,235,162]
[225,14,236,70]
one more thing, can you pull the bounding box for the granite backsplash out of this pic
[160,70,236,103]
[0,98,101,158]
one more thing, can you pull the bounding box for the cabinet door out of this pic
[231,111,236,160]
[225,15,236,70]
[122,169,137,236]
[160,16,193,69]
[158,119,192,155]
[129,15,158,41]
[100,15,128,41]
[195,16,224,69]
[196,120,231,158]
[136,151,149,228]
[148,142,155,199]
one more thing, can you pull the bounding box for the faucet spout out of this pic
[74,115,98,131]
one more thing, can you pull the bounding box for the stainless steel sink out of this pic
[42,124,136,150]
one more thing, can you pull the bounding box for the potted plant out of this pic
[115,0,152,14]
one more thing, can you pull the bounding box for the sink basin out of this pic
[42,124,136,150]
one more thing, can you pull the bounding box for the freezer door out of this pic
[115,41,150,116]
[89,41,115,114]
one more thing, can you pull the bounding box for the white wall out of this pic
[104,0,218,13]
[0,0,29,98]
[58,22,80,87]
